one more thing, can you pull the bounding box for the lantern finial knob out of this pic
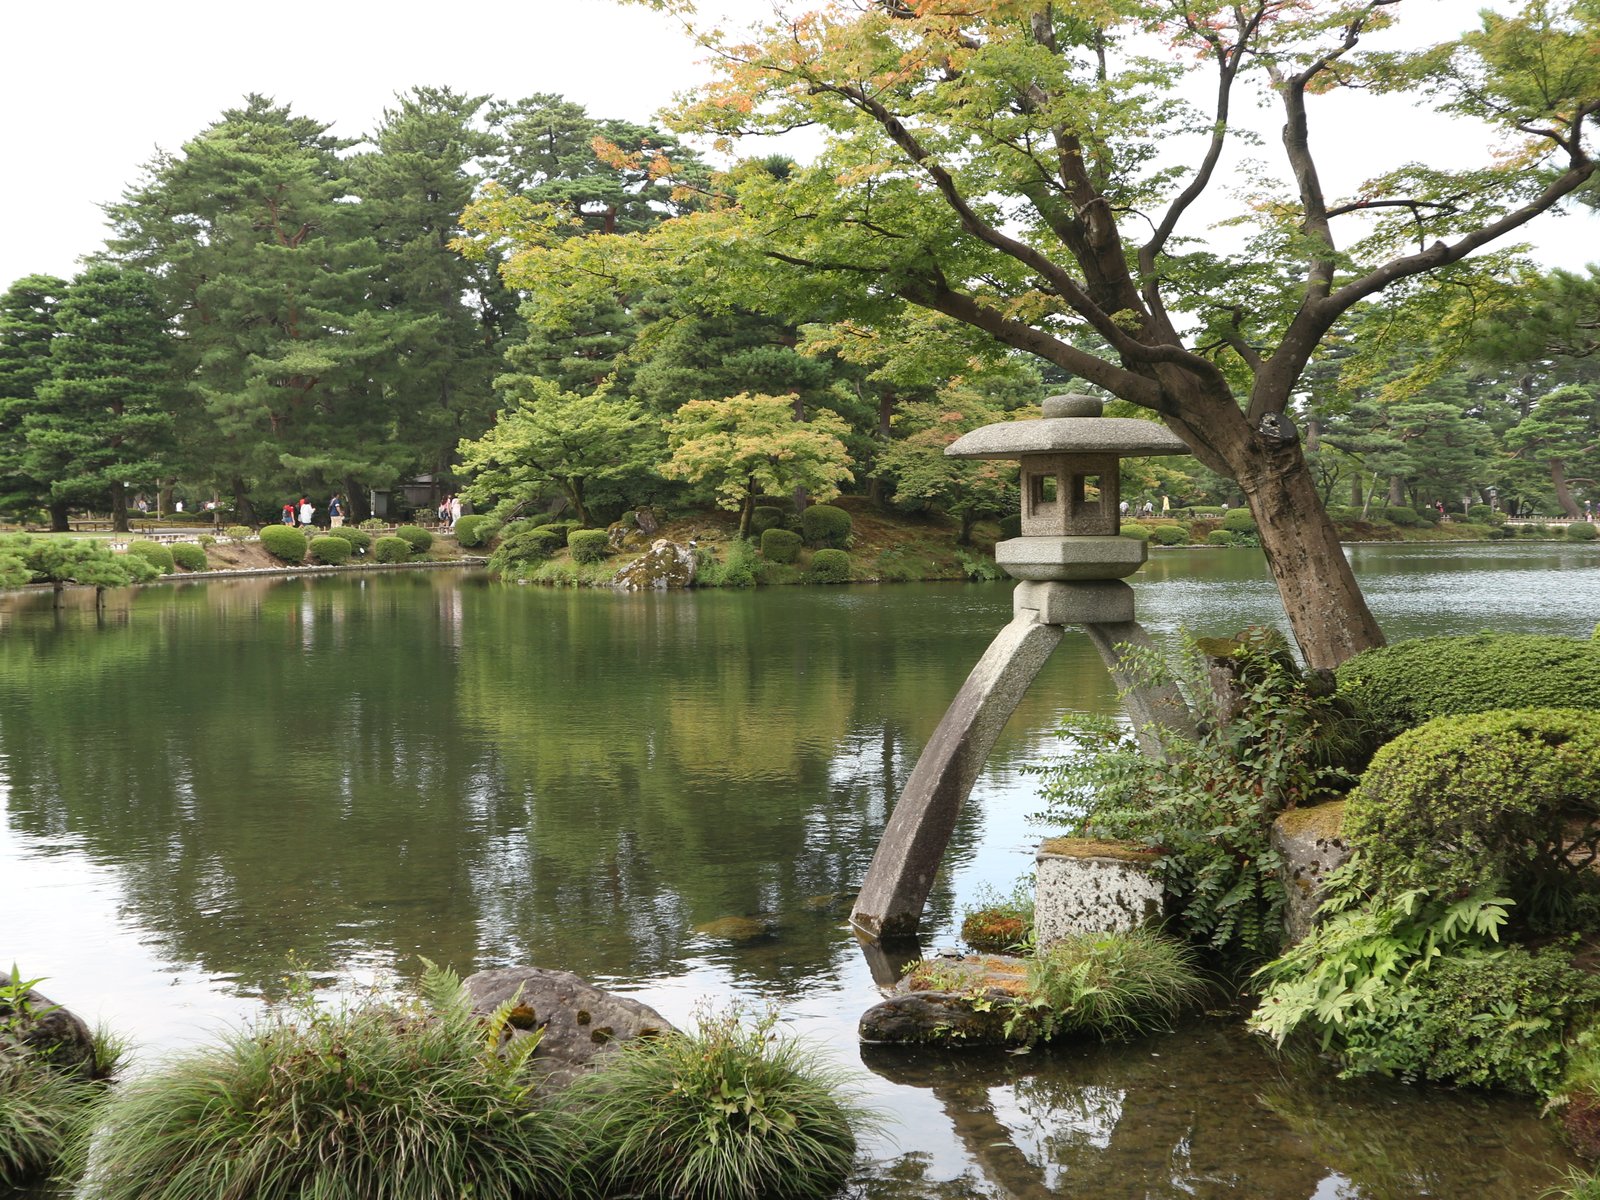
[1043,393,1103,418]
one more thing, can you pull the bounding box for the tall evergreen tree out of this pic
[24,266,176,532]
[0,274,69,526]
[353,87,519,507]
[106,96,414,518]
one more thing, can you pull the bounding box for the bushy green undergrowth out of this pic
[1335,633,1600,745]
[329,528,371,555]
[308,535,351,565]
[696,539,761,587]
[761,528,802,563]
[0,1055,106,1188]
[1252,882,1600,1094]
[566,1006,868,1200]
[808,548,851,583]
[224,525,252,541]
[126,540,175,574]
[394,525,433,554]
[751,505,785,535]
[168,542,207,572]
[526,559,617,588]
[1346,709,1600,918]
[373,536,411,564]
[452,514,496,547]
[85,964,576,1200]
[1032,636,1354,959]
[567,530,610,564]
[800,504,852,549]
[259,525,308,564]
[1570,522,1599,541]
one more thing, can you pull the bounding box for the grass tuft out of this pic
[1023,929,1206,1040]
[0,1055,106,1188]
[85,961,580,1200]
[567,1004,873,1200]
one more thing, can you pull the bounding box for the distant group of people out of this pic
[436,494,462,528]
[281,495,345,528]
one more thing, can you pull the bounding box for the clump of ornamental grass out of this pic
[1021,928,1205,1041]
[84,961,579,1200]
[0,1053,108,1188]
[567,1005,873,1200]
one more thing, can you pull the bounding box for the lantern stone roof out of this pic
[945,394,1191,460]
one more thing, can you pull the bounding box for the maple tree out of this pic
[583,0,1600,668]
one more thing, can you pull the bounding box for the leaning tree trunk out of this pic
[1552,458,1581,519]
[1237,443,1385,670]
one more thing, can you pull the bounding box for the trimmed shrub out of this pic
[751,505,785,535]
[1221,507,1258,534]
[169,543,208,572]
[126,540,176,575]
[196,534,216,547]
[329,528,371,555]
[568,529,610,563]
[308,535,351,565]
[373,535,411,564]
[1206,529,1237,546]
[358,517,387,531]
[223,525,252,541]
[761,528,802,563]
[86,963,577,1200]
[809,548,852,583]
[1335,633,1600,745]
[1346,708,1600,906]
[800,504,852,549]
[999,514,1023,540]
[1570,521,1599,541]
[1467,503,1494,524]
[1120,523,1153,541]
[393,525,433,554]
[1150,523,1188,545]
[568,1007,866,1200]
[259,525,308,564]
[1384,505,1422,527]
[452,514,495,547]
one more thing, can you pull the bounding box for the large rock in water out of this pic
[0,983,100,1078]
[859,953,1034,1046]
[612,539,696,591]
[1271,800,1350,946]
[463,966,675,1092]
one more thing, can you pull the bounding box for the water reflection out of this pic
[4,544,1598,1197]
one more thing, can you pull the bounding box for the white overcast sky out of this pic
[1,0,1593,287]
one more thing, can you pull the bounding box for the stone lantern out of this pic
[851,394,1197,941]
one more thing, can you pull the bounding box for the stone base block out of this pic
[1034,838,1165,947]
[996,535,1146,581]
[1271,800,1349,946]
[1014,579,1135,625]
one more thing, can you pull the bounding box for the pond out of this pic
[4,542,1599,1198]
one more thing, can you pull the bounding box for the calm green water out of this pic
[4,543,1599,1198]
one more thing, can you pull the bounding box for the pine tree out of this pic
[0,274,69,526]
[24,266,176,531]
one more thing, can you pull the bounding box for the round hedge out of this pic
[801,504,852,549]
[1206,529,1237,546]
[169,542,208,572]
[329,528,371,554]
[568,529,610,563]
[373,536,412,564]
[1150,523,1188,545]
[761,527,802,564]
[1335,633,1600,745]
[126,540,175,575]
[1221,507,1258,534]
[309,535,351,565]
[260,525,308,563]
[751,506,785,535]
[1347,708,1600,902]
[809,548,852,583]
[1120,523,1153,541]
[1385,505,1422,527]
[453,514,496,547]
[394,525,433,553]
[1568,521,1598,541]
